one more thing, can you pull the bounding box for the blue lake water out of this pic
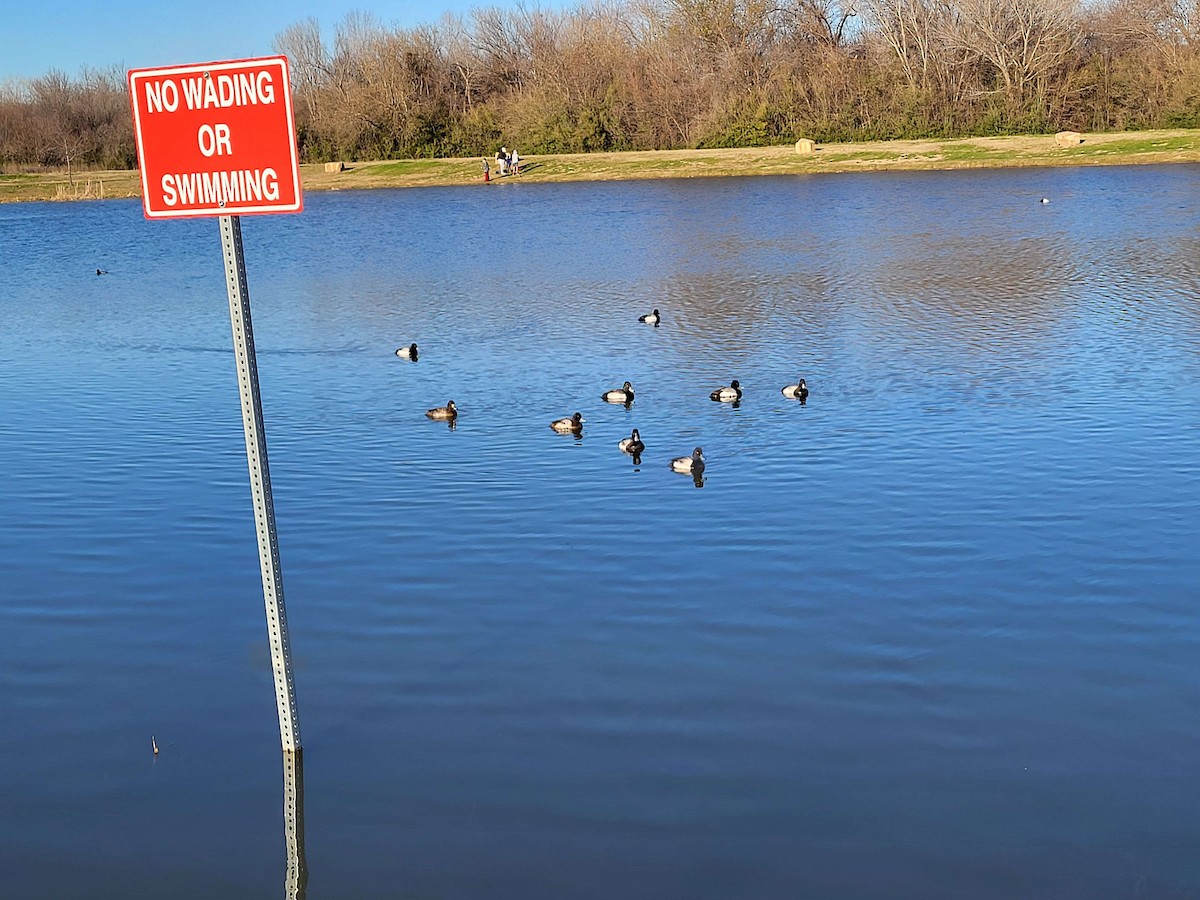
[2,165,1199,899]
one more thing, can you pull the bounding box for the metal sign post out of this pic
[283,748,308,899]
[219,213,301,752]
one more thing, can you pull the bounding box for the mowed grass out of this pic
[4,129,1200,203]
[0,170,141,202]
[1073,134,1200,155]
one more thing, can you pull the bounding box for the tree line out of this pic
[3,0,1200,170]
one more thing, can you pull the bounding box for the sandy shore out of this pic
[3,129,1198,204]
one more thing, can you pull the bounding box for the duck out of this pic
[95,268,108,275]
[426,400,457,420]
[618,428,645,455]
[671,447,705,474]
[638,308,660,325]
[602,381,634,403]
[550,412,585,433]
[395,342,418,360]
[710,379,742,402]
[781,378,808,400]
[152,736,159,755]
[1039,197,1051,204]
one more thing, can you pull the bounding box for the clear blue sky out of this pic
[2,0,549,82]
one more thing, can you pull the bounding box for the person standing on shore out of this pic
[497,148,509,176]
[511,148,520,176]
[482,157,490,182]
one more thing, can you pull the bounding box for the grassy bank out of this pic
[4,130,1200,204]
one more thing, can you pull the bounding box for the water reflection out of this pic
[282,750,307,900]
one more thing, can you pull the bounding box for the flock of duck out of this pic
[397,308,809,485]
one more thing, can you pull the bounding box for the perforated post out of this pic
[219,214,301,753]
[282,749,308,900]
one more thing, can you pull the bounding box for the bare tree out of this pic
[775,0,860,48]
[945,0,1083,102]
[861,0,947,89]
[275,18,332,125]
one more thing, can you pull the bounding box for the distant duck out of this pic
[710,379,742,402]
[638,308,660,325]
[1039,197,1051,204]
[395,342,418,360]
[550,412,585,434]
[618,428,645,455]
[671,447,705,474]
[96,268,108,275]
[151,736,159,756]
[602,381,634,404]
[426,400,457,420]
[781,378,808,400]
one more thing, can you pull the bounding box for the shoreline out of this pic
[4,129,1199,204]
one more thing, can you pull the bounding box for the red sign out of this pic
[128,56,303,219]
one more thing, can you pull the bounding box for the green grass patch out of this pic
[936,144,1010,161]
[630,158,693,169]
[354,159,458,176]
[619,157,720,172]
[819,150,902,162]
[1077,136,1200,155]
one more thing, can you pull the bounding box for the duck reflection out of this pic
[283,749,307,900]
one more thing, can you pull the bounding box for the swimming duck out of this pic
[710,379,742,402]
[618,428,645,454]
[96,268,108,275]
[152,736,159,755]
[671,447,705,474]
[638,308,660,325]
[781,378,808,400]
[395,342,418,360]
[550,412,585,433]
[1039,197,1050,204]
[602,381,634,404]
[426,400,457,420]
